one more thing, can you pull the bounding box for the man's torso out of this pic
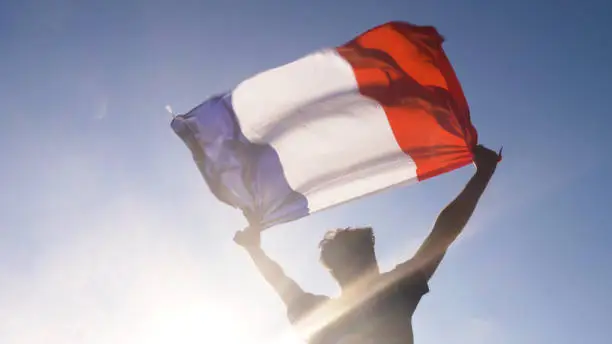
[287,262,429,344]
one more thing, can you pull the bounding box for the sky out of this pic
[1,0,611,343]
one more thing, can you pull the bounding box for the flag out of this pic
[171,21,478,229]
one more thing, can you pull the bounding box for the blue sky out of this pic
[1,0,611,343]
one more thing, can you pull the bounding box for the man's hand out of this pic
[473,145,500,175]
[234,227,261,249]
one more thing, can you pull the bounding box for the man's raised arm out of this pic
[234,228,306,306]
[408,145,500,281]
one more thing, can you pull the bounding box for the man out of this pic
[234,145,500,343]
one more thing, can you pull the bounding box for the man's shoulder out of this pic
[381,259,430,297]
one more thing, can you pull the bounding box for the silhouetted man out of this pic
[234,145,500,344]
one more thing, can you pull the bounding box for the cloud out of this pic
[456,317,501,344]
[417,315,505,344]
[93,97,108,120]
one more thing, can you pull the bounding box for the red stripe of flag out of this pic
[336,21,478,181]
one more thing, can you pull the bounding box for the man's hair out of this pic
[318,227,377,271]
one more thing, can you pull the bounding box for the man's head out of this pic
[319,227,379,286]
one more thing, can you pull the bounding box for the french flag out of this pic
[171,21,478,229]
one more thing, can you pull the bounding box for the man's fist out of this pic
[234,228,261,248]
[473,145,500,174]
